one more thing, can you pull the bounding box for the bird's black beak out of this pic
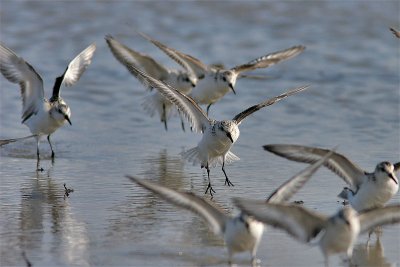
[229,83,236,95]
[65,116,72,125]
[191,82,196,88]
[226,132,234,143]
[389,173,398,184]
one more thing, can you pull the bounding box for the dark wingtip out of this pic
[263,144,274,151]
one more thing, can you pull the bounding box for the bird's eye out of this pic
[222,77,227,82]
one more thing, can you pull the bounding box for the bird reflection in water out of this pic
[350,234,393,267]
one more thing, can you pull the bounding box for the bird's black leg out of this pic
[47,134,55,159]
[204,164,216,196]
[222,161,234,186]
[206,103,212,116]
[36,138,43,172]
[162,104,168,131]
[177,110,185,132]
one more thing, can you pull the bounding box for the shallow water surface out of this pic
[1,1,399,266]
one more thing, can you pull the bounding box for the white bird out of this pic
[105,34,197,131]
[263,144,399,211]
[125,149,333,265]
[123,63,309,195]
[137,32,305,114]
[234,199,400,266]
[0,42,96,165]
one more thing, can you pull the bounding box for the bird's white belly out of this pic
[224,218,264,253]
[320,223,357,256]
[350,181,399,211]
[24,108,65,136]
[199,133,233,159]
[191,77,229,104]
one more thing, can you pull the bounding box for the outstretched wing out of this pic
[122,63,210,133]
[0,134,37,146]
[137,31,198,83]
[264,144,366,188]
[0,43,44,123]
[232,85,309,125]
[358,204,400,234]
[232,45,305,74]
[136,32,208,79]
[51,43,96,100]
[267,148,335,203]
[105,35,169,82]
[390,27,400,38]
[234,200,327,243]
[126,175,229,235]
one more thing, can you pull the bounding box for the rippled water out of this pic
[1,1,399,266]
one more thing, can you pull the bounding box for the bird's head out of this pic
[375,162,398,185]
[50,98,71,125]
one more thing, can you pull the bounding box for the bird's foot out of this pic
[205,183,216,196]
[224,178,234,187]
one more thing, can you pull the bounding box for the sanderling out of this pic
[105,34,197,131]
[0,42,96,165]
[125,151,331,265]
[122,63,309,195]
[263,144,399,211]
[137,32,305,114]
[234,199,400,267]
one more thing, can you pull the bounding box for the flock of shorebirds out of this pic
[1,28,399,266]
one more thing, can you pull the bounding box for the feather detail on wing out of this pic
[0,134,37,146]
[0,43,44,123]
[122,63,210,133]
[126,176,229,235]
[136,32,208,79]
[137,31,198,82]
[51,43,96,100]
[63,43,96,87]
[358,204,400,234]
[267,148,335,203]
[232,85,309,125]
[264,144,366,188]
[234,200,327,243]
[232,45,306,74]
[105,35,168,83]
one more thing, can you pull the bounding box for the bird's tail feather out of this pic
[181,148,240,168]
[141,94,176,120]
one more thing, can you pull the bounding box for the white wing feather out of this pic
[0,43,44,122]
[63,43,96,87]
[122,63,210,133]
[127,176,229,235]
[264,144,366,188]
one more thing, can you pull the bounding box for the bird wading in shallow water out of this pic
[263,144,399,211]
[126,149,332,265]
[122,63,309,195]
[0,42,96,169]
[234,199,400,267]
